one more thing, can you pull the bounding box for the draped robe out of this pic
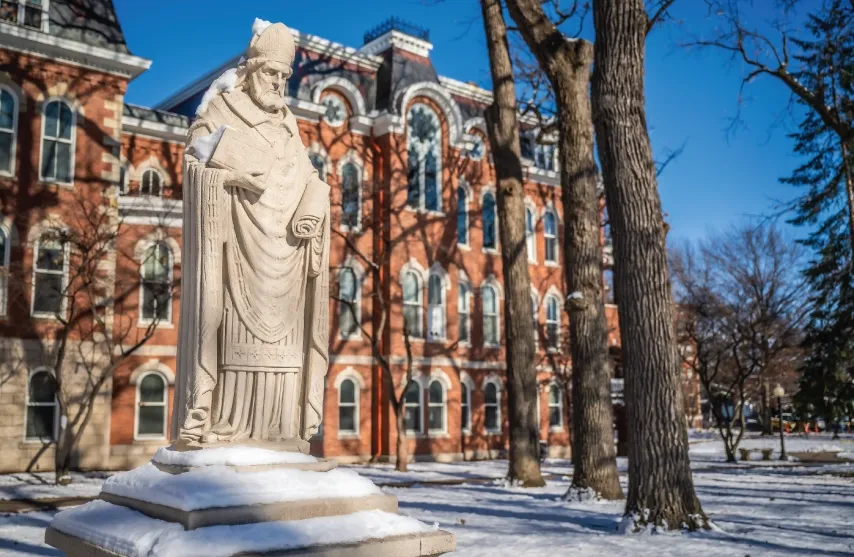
[171,88,330,445]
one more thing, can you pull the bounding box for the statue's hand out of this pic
[223,170,266,195]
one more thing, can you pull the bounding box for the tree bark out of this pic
[395,408,409,472]
[480,0,544,487]
[506,0,622,500]
[591,0,706,529]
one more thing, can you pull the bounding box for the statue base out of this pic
[45,445,455,556]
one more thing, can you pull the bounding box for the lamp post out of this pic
[774,384,787,461]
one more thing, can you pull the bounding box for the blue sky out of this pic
[115,0,804,244]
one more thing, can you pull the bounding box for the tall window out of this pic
[402,270,423,339]
[403,381,422,434]
[309,153,327,181]
[482,284,499,346]
[338,378,358,435]
[548,384,563,430]
[32,233,65,317]
[341,161,361,230]
[338,267,359,338]
[427,272,446,341]
[458,282,471,344]
[484,381,501,433]
[0,227,8,317]
[140,243,172,323]
[0,87,17,175]
[531,292,539,347]
[525,207,536,262]
[461,381,471,432]
[25,370,56,440]
[136,373,167,439]
[407,104,441,212]
[428,379,447,434]
[544,210,557,263]
[40,99,74,183]
[482,192,497,250]
[457,185,469,245]
[546,295,560,350]
[140,169,163,197]
[536,143,555,171]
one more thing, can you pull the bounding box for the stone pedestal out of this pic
[45,446,455,557]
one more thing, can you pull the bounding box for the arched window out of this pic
[525,207,536,263]
[338,378,359,435]
[403,380,422,434]
[458,282,471,344]
[428,379,447,434]
[546,295,560,350]
[0,87,18,175]
[140,168,163,197]
[341,161,361,230]
[338,267,360,338]
[309,154,327,181]
[25,370,57,440]
[136,373,167,439]
[402,270,423,339]
[482,284,499,346]
[407,104,442,212]
[32,232,66,317]
[482,192,497,250]
[548,384,563,430]
[0,226,8,317]
[457,185,469,245]
[544,210,557,263]
[140,243,172,323]
[461,381,471,432]
[427,272,446,341]
[484,380,501,433]
[40,99,75,183]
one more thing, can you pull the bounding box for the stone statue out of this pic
[171,21,330,447]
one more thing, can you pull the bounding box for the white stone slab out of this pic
[152,446,318,468]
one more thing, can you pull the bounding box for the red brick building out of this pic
[0,3,669,473]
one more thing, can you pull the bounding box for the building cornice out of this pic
[122,116,188,144]
[117,196,183,228]
[360,30,433,58]
[0,22,151,79]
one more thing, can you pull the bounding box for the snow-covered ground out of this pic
[1,434,853,556]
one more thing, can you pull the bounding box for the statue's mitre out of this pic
[248,22,295,67]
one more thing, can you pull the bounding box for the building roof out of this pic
[48,0,130,54]
[123,104,190,128]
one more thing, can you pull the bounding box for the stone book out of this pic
[208,127,273,185]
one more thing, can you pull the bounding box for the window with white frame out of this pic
[535,143,555,171]
[407,104,441,212]
[427,379,447,434]
[136,372,167,438]
[427,272,446,341]
[457,185,469,245]
[309,154,327,181]
[341,161,361,230]
[338,267,360,338]
[321,95,347,127]
[140,243,172,323]
[548,384,563,430]
[546,295,560,350]
[544,209,557,263]
[461,381,471,432]
[531,292,539,347]
[458,282,471,344]
[482,284,499,346]
[1,0,48,31]
[0,226,8,317]
[0,87,17,175]
[403,380,422,434]
[32,232,65,317]
[525,207,536,262]
[25,369,56,441]
[140,168,163,197]
[402,270,423,339]
[338,378,359,435]
[484,380,501,433]
[40,99,74,184]
[482,192,497,250]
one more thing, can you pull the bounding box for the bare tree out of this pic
[592,0,707,530]
[479,0,544,487]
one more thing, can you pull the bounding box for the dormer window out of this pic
[0,0,48,32]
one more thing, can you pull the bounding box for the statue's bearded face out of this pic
[248,60,290,112]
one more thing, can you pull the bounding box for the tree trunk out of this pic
[54,416,73,485]
[591,0,706,529]
[505,0,622,500]
[395,409,409,473]
[761,381,772,435]
[480,0,544,487]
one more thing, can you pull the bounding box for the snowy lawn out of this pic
[1,434,852,556]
